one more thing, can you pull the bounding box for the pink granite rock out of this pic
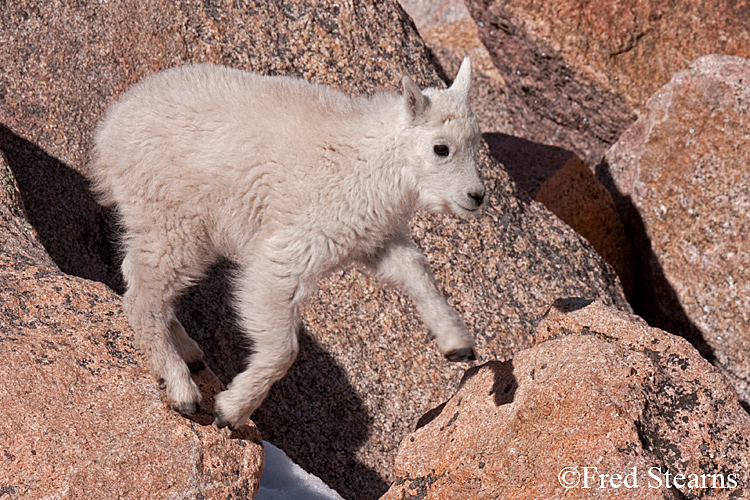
[0,2,629,498]
[601,54,750,409]
[382,299,750,499]
[0,154,264,499]
[465,0,750,164]
[536,155,635,298]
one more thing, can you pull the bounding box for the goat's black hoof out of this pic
[445,347,477,362]
[187,359,206,373]
[158,378,167,390]
[172,401,199,415]
[214,407,232,429]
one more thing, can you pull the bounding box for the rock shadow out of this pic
[415,360,517,430]
[162,261,388,500]
[475,359,517,406]
[549,297,596,315]
[174,259,250,383]
[484,133,721,384]
[0,125,125,292]
[596,161,718,366]
[252,324,388,500]
[483,132,574,198]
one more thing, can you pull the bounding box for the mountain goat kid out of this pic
[90,58,485,429]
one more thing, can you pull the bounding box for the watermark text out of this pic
[558,466,739,491]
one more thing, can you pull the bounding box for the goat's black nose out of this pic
[468,189,485,206]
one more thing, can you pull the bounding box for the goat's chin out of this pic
[449,200,482,217]
[418,198,482,217]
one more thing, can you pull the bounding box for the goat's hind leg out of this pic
[121,240,205,414]
[169,318,206,373]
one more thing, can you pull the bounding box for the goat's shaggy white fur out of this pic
[90,58,485,429]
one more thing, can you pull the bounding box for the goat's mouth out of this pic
[452,199,483,215]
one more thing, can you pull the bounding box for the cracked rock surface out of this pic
[383,299,750,499]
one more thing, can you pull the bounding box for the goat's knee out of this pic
[169,318,205,371]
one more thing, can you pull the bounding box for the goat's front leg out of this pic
[367,236,476,361]
[214,260,302,429]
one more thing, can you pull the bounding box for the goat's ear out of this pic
[402,75,429,120]
[450,56,472,97]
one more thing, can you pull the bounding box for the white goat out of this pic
[90,58,485,429]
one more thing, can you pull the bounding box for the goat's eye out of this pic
[433,144,450,157]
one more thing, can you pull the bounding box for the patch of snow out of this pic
[256,441,346,500]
